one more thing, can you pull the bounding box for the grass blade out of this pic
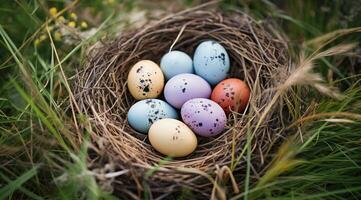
[0,166,39,199]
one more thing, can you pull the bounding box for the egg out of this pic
[164,73,212,109]
[193,40,230,85]
[211,78,250,113]
[149,119,197,157]
[181,98,227,137]
[127,60,164,100]
[127,99,178,134]
[160,50,194,80]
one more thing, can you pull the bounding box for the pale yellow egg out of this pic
[127,60,164,100]
[149,119,197,157]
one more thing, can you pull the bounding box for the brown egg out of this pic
[127,60,164,100]
[211,78,250,114]
[149,119,197,157]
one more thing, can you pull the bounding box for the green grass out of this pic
[0,1,121,199]
[1,0,361,199]
[241,84,361,200]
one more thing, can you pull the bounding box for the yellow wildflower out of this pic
[54,31,62,41]
[70,12,77,20]
[49,7,57,17]
[107,0,115,4]
[68,21,76,28]
[39,34,47,41]
[80,21,88,29]
[34,38,41,46]
[58,16,65,23]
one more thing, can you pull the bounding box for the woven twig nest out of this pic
[75,3,290,199]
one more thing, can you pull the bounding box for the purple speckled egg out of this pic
[181,98,227,137]
[164,74,211,109]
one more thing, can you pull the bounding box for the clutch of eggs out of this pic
[126,40,251,157]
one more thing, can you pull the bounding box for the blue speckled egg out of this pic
[127,99,178,134]
[160,50,194,80]
[193,40,230,85]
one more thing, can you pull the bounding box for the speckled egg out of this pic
[160,50,194,80]
[211,78,250,113]
[127,99,178,134]
[181,98,227,137]
[193,40,230,85]
[149,119,197,157]
[164,73,212,109]
[127,60,164,100]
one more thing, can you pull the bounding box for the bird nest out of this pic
[74,3,290,200]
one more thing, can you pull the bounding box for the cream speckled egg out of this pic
[149,119,197,157]
[127,60,164,100]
